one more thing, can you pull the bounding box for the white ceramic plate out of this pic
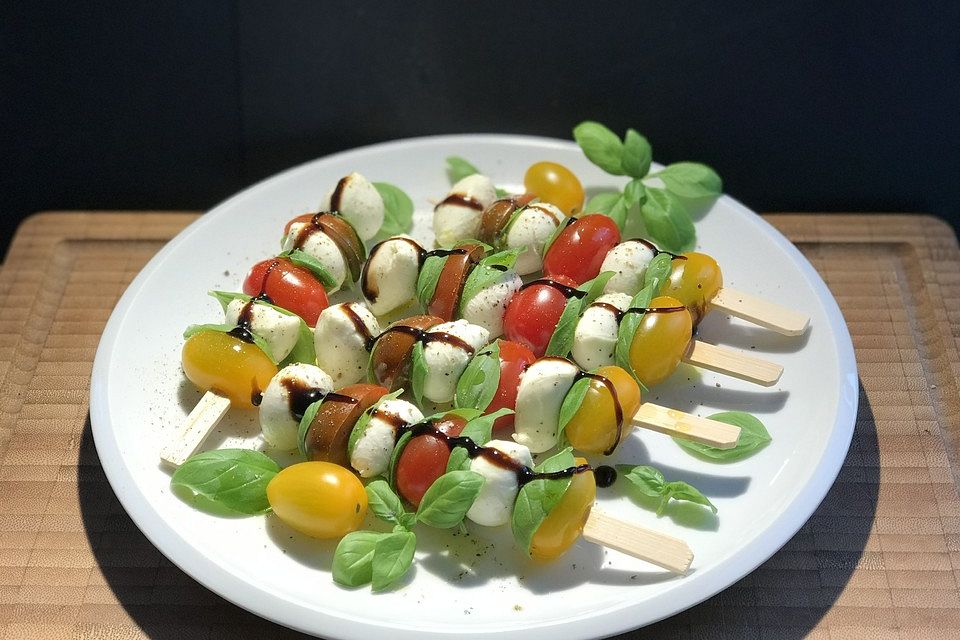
[90,135,857,640]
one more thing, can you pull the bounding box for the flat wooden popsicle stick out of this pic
[582,508,693,574]
[159,391,232,467]
[711,287,810,337]
[631,402,741,449]
[683,340,783,387]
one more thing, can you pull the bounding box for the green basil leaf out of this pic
[282,249,339,289]
[297,398,326,459]
[618,464,666,498]
[388,429,413,489]
[458,248,521,316]
[373,182,414,237]
[643,252,675,292]
[621,129,652,178]
[544,271,615,357]
[416,254,447,308]
[372,530,417,590]
[182,323,277,365]
[573,121,625,175]
[333,531,383,587]
[455,341,501,411]
[511,447,576,554]
[366,480,411,528]
[653,162,723,199]
[438,407,500,472]
[614,283,657,388]
[583,191,622,216]
[640,189,696,254]
[662,481,717,515]
[416,470,485,528]
[348,389,404,459]
[607,195,629,230]
[622,178,647,209]
[542,217,573,256]
[170,449,280,516]
[410,341,428,407]
[446,156,481,184]
[556,376,591,439]
[446,447,470,473]
[674,411,771,461]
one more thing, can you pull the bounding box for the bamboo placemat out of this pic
[1,211,958,639]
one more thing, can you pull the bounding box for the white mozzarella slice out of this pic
[421,319,490,403]
[601,240,657,296]
[259,363,333,450]
[314,303,380,385]
[350,399,423,478]
[571,292,632,370]
[465,439,534,527]
[433,174,497,247]
[505,203,564,275]
[513,357,580,453]
[224,299,301,363]
[460,269,522,338]
[362,236,424,317]
[281,223,349,293]
[321,172,385,242]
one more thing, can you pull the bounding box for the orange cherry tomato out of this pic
[181,330,277,408]
[267,461,367,539]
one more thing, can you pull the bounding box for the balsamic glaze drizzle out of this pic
[434,193,484,211]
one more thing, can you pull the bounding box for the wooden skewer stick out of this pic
[711,287,810,337]
[582,509,693,574]
[632,403,740,449]
[683,340,783,387]
[159,391,232,467]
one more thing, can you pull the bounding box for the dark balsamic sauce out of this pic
[435,193,484,212]
[329,176,349,212]
[519,278,587,300]
[228,299,257,344]
[593,465,617,488]
[281,377,326,421]
[629,238,687,261]
[368,324,474,354]
[291,212,332,250]
[341,304,375,349]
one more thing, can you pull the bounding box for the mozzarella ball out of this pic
[314,303,380,385]
[460,269,522,338]
[465,439,534,527]
[513,358,580,453]
[281,224,349,293]
[571,293,632,370]
[601,240,657,296]
[362,236,424,317]
[224,299,301,362]
[505,203,564,275]
[350,399,423,478]
[421,319,490,403]
[259,363,333,450]
[321,172,385,242]
[433,174,497,248]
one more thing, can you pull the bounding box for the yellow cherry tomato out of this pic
[524,161,584,215]
[663,252,723,326]
[530,457,596,561]
[181,330,277,409]
[267,462,367,539]
[565,366,642,454]
[628,296,693,387]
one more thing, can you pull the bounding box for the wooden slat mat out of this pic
[1,211,958,639]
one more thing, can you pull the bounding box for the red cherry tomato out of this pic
[486,339,536,431]
[395,415,466,507]
[243,258,329,326]
[542,214,621,285]
[503,275,579,358]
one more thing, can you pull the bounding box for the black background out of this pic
[2,1,958,257]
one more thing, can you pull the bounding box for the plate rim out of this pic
[89,133,858,640]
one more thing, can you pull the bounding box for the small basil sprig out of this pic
[674,411,771,461]
[445,407,513,472]
[416,252,447,308]
[618,464,716,517]
[458,249,522,316]
[333,527,416,591]
[556,376,591,440]
[572,121,721,253]
[182,322,277,364]
[366,480,417,530]
[455,341,501,411]
[409,341,428,407]
[347,389,405,460]
[445,156,509,197]
[170,449,280,516]
[373,182,414,238]
[614,252,675,386]
[544,271,615,357]
[416,470,485,529]
[512,448,576,554]
[206,290,315,365]
[279,249,338,289]
[297,397,326,458]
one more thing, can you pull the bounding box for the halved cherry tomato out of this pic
[243,257,329,327]
[426,242,485,320]
[503,276,579,358]
[304,383,388,466]
[542,214,621,285]
[523,162,584,215]
[395,414,466,507]
[486,339,536,431]
[369,315,443,390]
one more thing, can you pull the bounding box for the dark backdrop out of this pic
[2,1,958,257]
